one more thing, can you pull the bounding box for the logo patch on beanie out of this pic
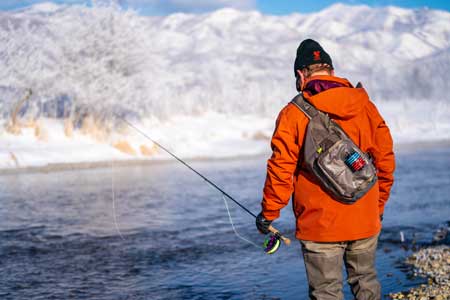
[313,51,321,61]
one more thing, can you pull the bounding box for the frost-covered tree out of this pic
[0,18,61,120]
[0,2,150,127]
[53,4,148,121]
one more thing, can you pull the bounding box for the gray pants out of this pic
[300,234,380,300]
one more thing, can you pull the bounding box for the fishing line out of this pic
[112,114,291,252]
[111,158,125,240]
[116,114,257,218]
[222,195,259,249]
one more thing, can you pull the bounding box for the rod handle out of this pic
[268,225,291,246]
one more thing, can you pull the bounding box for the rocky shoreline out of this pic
[389,245,449,300]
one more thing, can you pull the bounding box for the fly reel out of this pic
[263,233,281,254]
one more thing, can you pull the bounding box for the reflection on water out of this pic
[0,147,449,299]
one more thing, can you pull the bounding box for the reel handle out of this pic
[268,225,291,246]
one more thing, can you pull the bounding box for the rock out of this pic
[389,245,449,300]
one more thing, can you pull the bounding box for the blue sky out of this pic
[0,0,449,15]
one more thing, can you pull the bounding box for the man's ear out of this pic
[295,75,301,92]
[331,69,335,76]
[296,70,305,92]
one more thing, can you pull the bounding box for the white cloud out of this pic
[125,0,256,14]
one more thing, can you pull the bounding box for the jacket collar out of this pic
[303,75,353,96]
[302,75,369,120]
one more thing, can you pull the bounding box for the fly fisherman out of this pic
[256,39,395,299]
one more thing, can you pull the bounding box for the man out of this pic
[256,39,395,300]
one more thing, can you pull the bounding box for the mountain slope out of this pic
[1,3,449,118]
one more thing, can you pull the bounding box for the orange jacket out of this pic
[261,75,395,242]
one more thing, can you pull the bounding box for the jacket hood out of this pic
[303,75,369,120]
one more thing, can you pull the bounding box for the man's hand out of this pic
[256,212,272,234]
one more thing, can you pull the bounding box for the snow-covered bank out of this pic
[0,113,273,170]
[1,99,449,171]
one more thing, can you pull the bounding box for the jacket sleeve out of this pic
[368,103,395,215]
[261,106,303,220]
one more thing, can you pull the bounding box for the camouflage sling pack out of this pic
[291,93,378,204]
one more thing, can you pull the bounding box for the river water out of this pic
[1,146,449,299]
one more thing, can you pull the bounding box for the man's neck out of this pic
[308,70,332,78]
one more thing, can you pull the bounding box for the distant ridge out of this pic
[0,3,449,118]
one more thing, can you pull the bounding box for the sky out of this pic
[0,0,449,15]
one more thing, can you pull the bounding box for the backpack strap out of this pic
[290,93,319,120]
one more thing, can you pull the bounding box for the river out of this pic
[1,146,449,299]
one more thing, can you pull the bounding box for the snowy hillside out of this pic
[0,3,449,169]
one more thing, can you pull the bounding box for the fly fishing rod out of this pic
[116,115,291,253]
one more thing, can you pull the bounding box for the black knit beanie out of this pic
[294,39,333,77]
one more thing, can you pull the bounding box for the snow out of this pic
[0,3,449,170]
[0,114,274,169]
[19,2,63,14]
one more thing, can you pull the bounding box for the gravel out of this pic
[389,245,449,300]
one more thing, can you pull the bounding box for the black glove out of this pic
[256,212,272,234]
